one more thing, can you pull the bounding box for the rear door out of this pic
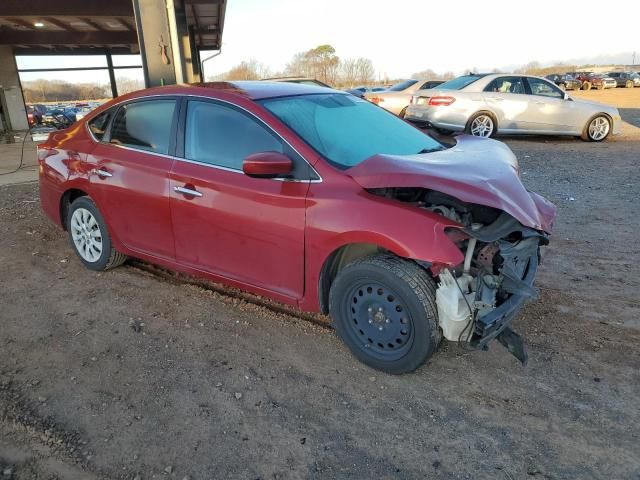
[482,76,530,131]
[169,98,314,300]
[86,98,178,260]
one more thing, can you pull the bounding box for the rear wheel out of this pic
[596,83,605,90]
[626,80,634,88]
[582,81,592,91]
[581,114,611,142]
[466,112,496,138]
[398,106,408,119]
[66,196,127,271]
[329,254,441,374]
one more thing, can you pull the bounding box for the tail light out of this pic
[369,96,383,104]
[428,96,456,106]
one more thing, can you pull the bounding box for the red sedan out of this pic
[38,81,556,373]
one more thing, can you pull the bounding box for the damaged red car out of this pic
[38,82,556,374]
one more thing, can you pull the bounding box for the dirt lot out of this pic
[1,88,639,479]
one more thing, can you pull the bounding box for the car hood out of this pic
[346,135,556,232]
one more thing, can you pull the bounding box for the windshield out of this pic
[437,75,483,90]
[387,79,418,91]
[260,94,444,169]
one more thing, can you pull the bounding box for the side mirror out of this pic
[242,151,293,179]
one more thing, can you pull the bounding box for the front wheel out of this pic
[466,112,496,138]
[329,254,441,374]
[582,115,611,142]
[582,81,592,91]
[67,196,127,271]
[626,80,634,88]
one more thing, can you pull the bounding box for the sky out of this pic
[16,0,640,84]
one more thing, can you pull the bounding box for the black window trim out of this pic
[83,93,322,183]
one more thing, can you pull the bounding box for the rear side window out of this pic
[184,100,283,170]
[110,100,176,154]
[88,110,113,141]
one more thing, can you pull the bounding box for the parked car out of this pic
[41,108,75,128]
[588,73,617,90]
[75,106,94,121]
[345,86,387,98]
[38,81,555,373]
[26,104,47,125]
[262,76,331,88]
[545,74,581,91]
[363,79,445,117]
[405,74,621,141]
[607,71,640,88]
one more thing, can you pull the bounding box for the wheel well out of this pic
[318,243,386,314]
[60,189,87,230]
[583,112,613,134]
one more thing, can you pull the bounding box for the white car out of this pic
[405,74,622,141]
[363,79,444,117]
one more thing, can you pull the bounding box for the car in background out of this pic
[545,74,581,91]
[345,86,387,98]
[38,81,555,373]
[42,108,76,128]
[75,106,94,120]
[607,71,640,88]
[568,72,616,90]
[26,104,47,125]
[405,73,621,142]
[363,79,445,117]
[262,76,331,88]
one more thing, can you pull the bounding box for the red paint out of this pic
[38,82,555,314]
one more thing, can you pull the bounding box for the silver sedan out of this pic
[405,74,622,141]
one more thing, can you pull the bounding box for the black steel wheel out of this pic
[329,254,440,374]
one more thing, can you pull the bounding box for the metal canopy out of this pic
[0,0,225,54]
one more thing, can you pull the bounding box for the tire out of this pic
[329,254,441,374]
[398,106,408,119]
[596,83,604,91]
[66,196,127,271]
[559,83,566,91]
[581,114,611,142]
[465,112,497,138]
[626,80,634,88]
[582,81,592,91]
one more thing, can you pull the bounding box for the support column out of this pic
[0,46,29,131]
[105,50,119,98]
[132,0,177,87]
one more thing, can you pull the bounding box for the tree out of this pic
[224,59,271,81]
[354,58,375,85]
[286,44,341,85]
[411,68,437,79]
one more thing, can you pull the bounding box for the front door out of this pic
[523,77,573,132]
[87,99,178,260]
[169,99,313,300]
[482,76,531,131]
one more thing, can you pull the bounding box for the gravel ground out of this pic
[1,89,639,479]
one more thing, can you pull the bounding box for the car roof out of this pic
[120,81,338,102]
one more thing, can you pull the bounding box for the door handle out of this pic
[174,186,203,198]
[94,168,112,178]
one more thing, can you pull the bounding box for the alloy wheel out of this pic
[70,208,103,262]
[470,115,494,137]
[588,116,610,141]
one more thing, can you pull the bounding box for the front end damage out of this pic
[435,212,548,364]
[367,186,554,364]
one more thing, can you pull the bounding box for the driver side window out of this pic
[526,77,563,99]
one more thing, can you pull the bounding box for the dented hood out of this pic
[346,135,556,232]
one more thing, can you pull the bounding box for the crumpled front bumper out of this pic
[469,236,540,364]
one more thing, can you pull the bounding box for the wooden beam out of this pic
[6,17,35,30]
[0,0,134,17]
[0,30,137,45]
[81,18,105,32]
[44,17,76,31]
[115,18,134,32]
